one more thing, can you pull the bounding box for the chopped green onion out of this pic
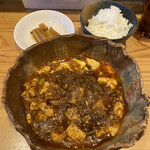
[74,56,80,60]
[116,77,120,83]
[97,84,102,90]
[55,72,60,77]
[111,92,117,97]
[87,130,95,136]
[112,119,117,123]
[38,78,45,85]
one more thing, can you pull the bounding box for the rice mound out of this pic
[85,6,133,39]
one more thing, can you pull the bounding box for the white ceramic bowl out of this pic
[14,10,75,50]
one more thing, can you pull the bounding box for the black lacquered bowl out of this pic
[80,0,138,43]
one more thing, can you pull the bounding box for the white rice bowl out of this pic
[85,6,133,39]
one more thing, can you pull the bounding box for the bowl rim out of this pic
[80,0,138,41]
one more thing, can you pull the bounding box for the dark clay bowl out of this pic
[1,34,149,150]
[80,0,138,43]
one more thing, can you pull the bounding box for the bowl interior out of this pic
[80,1,137,42]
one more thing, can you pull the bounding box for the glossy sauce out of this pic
[21,55,128,148]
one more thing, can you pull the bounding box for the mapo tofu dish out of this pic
[21,55,127,148]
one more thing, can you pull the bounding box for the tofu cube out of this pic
[44,107,54,117]
[24,81,30,90]
[82,115,91,123]
[56,62,72,71]
[113,101,124,118]
[30,101,38,110]
[86,58,100,71]
[72,58,86,70]
[65,107,81,121]
[39,102,54,117]
[92,100,106,116]
[27,87,35,97]
[66,123,86,141]
[94,127,108,138]
[36,66,51,74]
[36,111,47,121]
[68,87,84,105]
[31,78,39,86]
[98,77,117,89]
[26,113,31,124]
[108,124,120,136]
[51,132,66,143]
[40,81,50,94]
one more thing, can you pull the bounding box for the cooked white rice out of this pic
[85,6,133,39]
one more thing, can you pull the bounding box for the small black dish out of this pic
[80,0,138,44]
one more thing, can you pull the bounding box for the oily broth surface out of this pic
[21,55,127,148]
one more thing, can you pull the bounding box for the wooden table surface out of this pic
[0,11,150,150]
